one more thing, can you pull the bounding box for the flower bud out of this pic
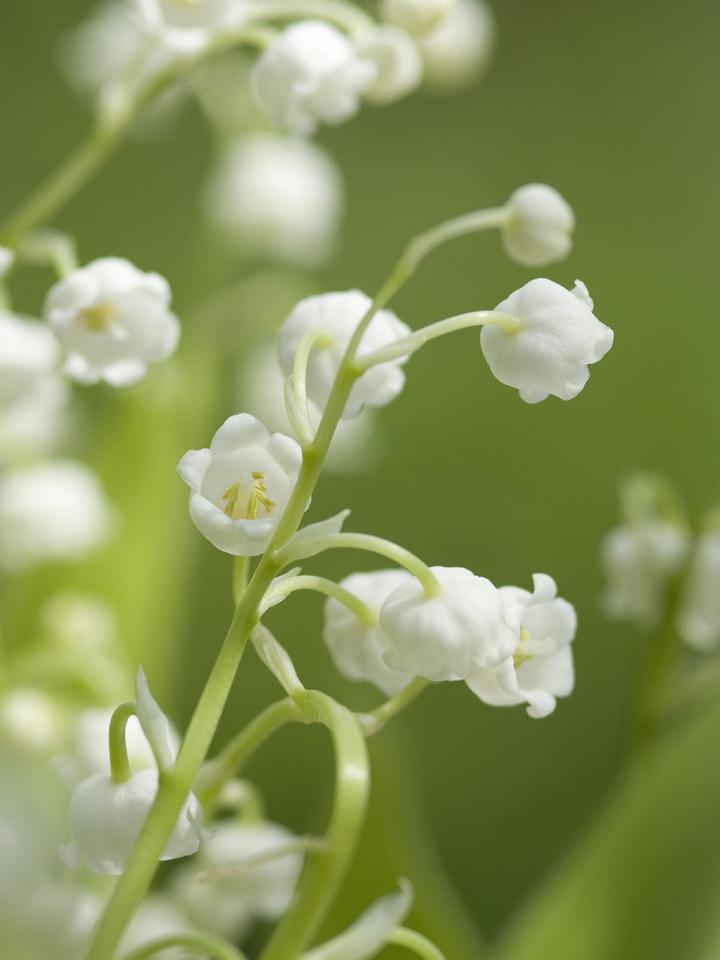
[677,532,720,652]
[45,257,180,387]
[252,21,376,136]
[481,278,613,403]
[61,769,203,875]
[357,26,423,105]
[379,566,519,681]
[324,570,416,694]
[418,0,494,90]
[277,291,411,419]
[467,574,576,718]
[503,184,575,267]
[178,414,302,556]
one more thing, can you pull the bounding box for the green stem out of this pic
[197,698,302,812]
[288,328,330,446]
[0,27,274,245]
[109,702,139,784]
[358,677,430,735]
[120,932,247,960]
[356,310,519,370]
[402,207,508,271]
[278,532,440,598]
[233,557,249,607]
[388,928,447,960]
[259,690,370,960]
[263,574,377,625]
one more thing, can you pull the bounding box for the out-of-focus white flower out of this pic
[278,291,411,419]
[324,570,416,694]
[252,21,376,136]
[0,247,15,277]
[0,310,60,407]
[237,343,381,474]
[304,880,413,960]
[379,566,519,681]
[175,821,303,938]
[61,707,179,783]
[467,573,576,718]
[502,184,575,267]
[357,26,423,104]
[135,0,245,53]
[178,414,302,556]
[24,882,104,960]
[0,375,69,466]
[119,893,197,956]
[418,0,494,91]
[677,532,720,652]
[381,0,453,35]
[41,592,117,651]
[0,688,68,753]
[0,461,112,572]
[601,520,689,629]
[204,134,343,267]
[481,279,613,403]
[61,767,203,875]
[59,2,146,93]
[45,257,180,387]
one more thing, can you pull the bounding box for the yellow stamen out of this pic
[513,626,532,668]
[222,472,275,521]
[79,301,117,332]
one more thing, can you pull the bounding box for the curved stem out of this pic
[356,310,519,371]
[263,574,377,625]
[0,27,274,245]
[109,702,139,784]
[388,928,447,960]
[358,677,430,735]
[196,698,302,812]
[402,207,508,273]
[260,690,370,960]
[278,532,440,598]
[287,328,330,446]
[245,0,374,34]
[120,932,247,960]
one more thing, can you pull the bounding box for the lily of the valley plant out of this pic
[0,1,617,958]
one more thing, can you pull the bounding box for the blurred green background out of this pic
[2,0,720,957]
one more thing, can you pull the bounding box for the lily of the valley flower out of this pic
[381,0,453,35]
[178,413,302,556]
[0,310,60,406]
[135,0,245,53]
[481,278,613,403]
[61,766,203,875]
[303,880,413,960]
[205,134,343,267]
[677,531,720,652]
[0,461,112,572]
[175,821,304,938]
[45,257,180,387]
[466,573,576,718]
[357,26,423,105]
[418,0,494,91]
[324,570,417,695]
[278,291,411,419]
[0,246,15,277]
[502,183,575,266]
[601,519,689,629]
[252,21,377,136]
[379,566,519,681]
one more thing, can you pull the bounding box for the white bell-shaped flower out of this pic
[178,413,302,556]
[677,532,720,652]
[0,461,112,572]
[418,0,494,91]
[252,21,376,136]
[601,520,689,629]
[23,882,104,960]
[60,1,146,93]
[134,0,245,54]
[381,0,453,35]
[175,821,303,937]
[0,688,67,754]
[278,291,411,419]
[0,374,68,466]
[357,26,423,105]
[45,257,180,387]
[379,566,519,681]
[205,134,342,267]
[0,310,59,406]
[466,573,576,718]
[61,767,203,875]
[481,279,613,403]
[502,184,575,267]
[324,570,416,695]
